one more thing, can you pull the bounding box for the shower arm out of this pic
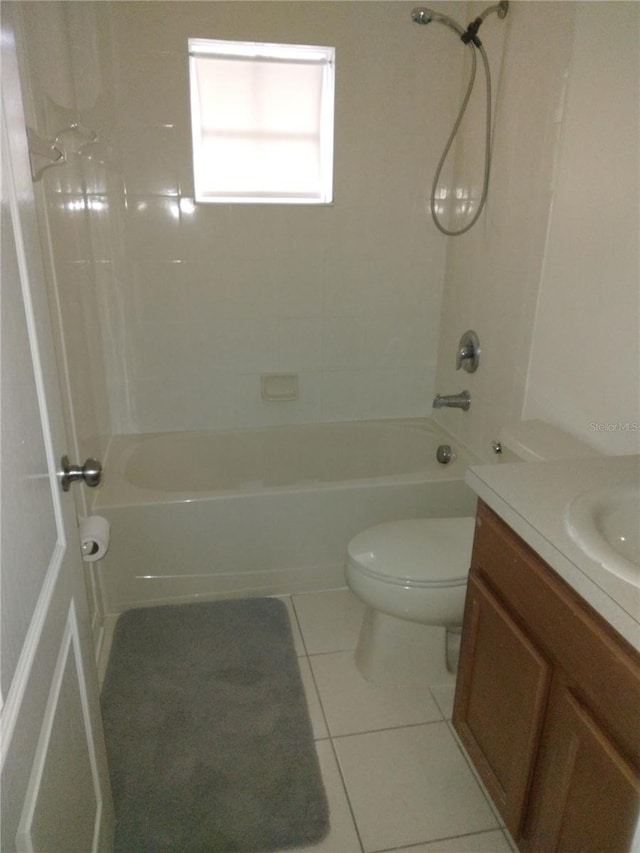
[479,1,509,22]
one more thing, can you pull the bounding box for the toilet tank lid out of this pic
[347,517,475,585]
[498,419,600,463]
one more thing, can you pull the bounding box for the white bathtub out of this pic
[94,419,478,612]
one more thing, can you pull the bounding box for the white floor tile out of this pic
[298,656,329,740]
[103,590,514,852]
[293,589,365,654]
[334,723,498,852]
[311,651,443,736]
[274,594,306,656]
[283,740,362,853]
[429,682,457,721]
[380,828,513,852]
[447,722,506,828]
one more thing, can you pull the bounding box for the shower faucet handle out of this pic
[456,330,480,373]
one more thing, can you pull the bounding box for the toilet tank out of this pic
[497,420,600,463]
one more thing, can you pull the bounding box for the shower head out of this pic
[411,7,466,37]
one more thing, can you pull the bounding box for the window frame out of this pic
[188,37,335,205]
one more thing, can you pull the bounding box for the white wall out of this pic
[432,1,578,460]
[524,1,640,455]
[105,1,462,432]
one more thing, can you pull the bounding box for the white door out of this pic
[1,9,115,852]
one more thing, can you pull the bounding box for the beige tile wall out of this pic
[16,0,123,644]
[432,1,578,460]
[21,2,637,453]
[18,1,117,458]
[433,1,639,460]
[107,1,463,432]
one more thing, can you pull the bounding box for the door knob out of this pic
[59,455,102,492]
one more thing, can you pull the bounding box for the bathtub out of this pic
[94,418,479,613]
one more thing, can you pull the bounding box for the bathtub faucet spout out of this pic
[432,391,471,411]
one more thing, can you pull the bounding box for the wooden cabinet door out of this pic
[453,574,552,838]
[523,674,640,853]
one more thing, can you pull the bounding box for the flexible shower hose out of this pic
[430,44,493,236]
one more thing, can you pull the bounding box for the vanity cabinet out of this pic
[453,500,640,852]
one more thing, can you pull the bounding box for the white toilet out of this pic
[346,420,600,685]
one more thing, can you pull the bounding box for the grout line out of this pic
[373,826,512,853]
[427,684,455,721]
[327,735,366,853]
[286,599,334,742]
[446,720,505,828]
[290,595,365,851]
[306,646,364,657]
[289,594,312,658]
[293,586,350,598]
[428,691,447,720]
[289,590,507,851]
[330,718,450,742]
[303,646,334,743]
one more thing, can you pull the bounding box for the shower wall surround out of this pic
[106,1,463,433]
[432,1,640,459]
[431,1,578,459]
[16,1,639,450]
[17,1,118,460]
[16,1,123,646]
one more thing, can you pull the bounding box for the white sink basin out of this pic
[565,483,640,587]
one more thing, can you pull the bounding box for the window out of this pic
[188,38,335,204]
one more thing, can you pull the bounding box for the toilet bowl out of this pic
[346,517,475,684]
[346,420,601,685]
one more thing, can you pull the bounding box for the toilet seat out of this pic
[347,517,475,588]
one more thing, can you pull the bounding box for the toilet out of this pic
[346,420,600,685]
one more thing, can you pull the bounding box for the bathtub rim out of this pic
[92,417,479,510]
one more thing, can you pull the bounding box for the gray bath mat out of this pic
[101,598,329,852]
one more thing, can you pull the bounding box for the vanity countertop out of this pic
[465,454,640,652]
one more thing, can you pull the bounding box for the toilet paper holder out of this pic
[79,515,111,562]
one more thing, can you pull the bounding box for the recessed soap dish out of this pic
[261,373,299,401]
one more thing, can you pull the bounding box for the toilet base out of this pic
[354,607,457,685]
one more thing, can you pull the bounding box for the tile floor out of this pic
[279,588,516,853]
[100,589,517,853]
